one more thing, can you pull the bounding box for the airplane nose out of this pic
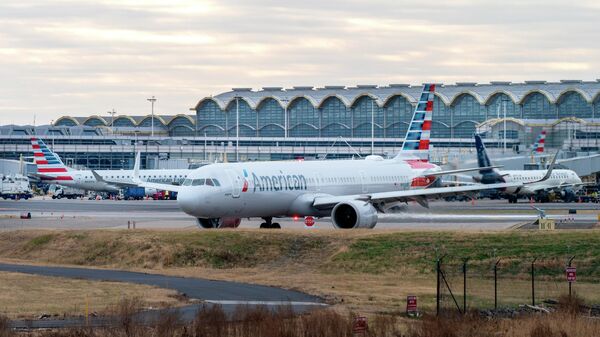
[177,188,198,216]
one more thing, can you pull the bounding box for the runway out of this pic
[0,263,324,329]
[0,198,597,230]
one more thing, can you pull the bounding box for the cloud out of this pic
[0,0,598,124]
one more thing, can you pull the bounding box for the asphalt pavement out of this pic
[0,198,597,230]
[0,263,324,329]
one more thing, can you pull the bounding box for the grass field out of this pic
[0,229,599,314]
[0,271,184,319]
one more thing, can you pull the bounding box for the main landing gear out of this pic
[260,217,281,229]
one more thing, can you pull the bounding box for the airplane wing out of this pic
[312,181,523,210]
[131,151,183,193]
[424,165,503,177]
[90,170,140,188]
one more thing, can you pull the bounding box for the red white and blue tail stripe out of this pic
[533,130,546,153]
[395,83,435,161]
[31,138,73,181]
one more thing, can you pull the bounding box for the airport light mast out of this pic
[108,109,116,134]
[147,96,157,137]
[371,98,375,155]
[235,96,240,162]
[281,98,289,138]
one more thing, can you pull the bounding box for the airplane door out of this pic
[316,173,322,192]
[360,171,368,193]
[226,169,242,198]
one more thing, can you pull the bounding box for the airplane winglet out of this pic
[133,151,141,183]
[528,151,559,184]
[91,170,105,183]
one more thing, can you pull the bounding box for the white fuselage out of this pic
[45,169,191,192]
[176,157,441,219]
[500,169,582,195]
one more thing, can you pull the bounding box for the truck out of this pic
[0,174,33,200]
[123,187,145,200]
[50,185,85,199]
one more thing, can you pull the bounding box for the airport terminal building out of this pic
[1,80,600,173]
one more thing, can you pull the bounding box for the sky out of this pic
[0,0,599,125]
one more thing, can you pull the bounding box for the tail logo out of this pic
[242,169,249,192]
[396,84,435,161]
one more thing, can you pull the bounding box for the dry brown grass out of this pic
[2,229,600,316]
[0,271,184,319]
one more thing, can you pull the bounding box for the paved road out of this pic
[0,198,597,230]
[0,263,324,329]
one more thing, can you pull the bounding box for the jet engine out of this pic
[560,188,576,202]
[331,200,378,229]
[197,217,241,229]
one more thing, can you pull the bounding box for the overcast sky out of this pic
[1,0,599,125]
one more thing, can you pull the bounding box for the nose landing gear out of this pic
[259,217,281,229]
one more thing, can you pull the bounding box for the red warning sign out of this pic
[304,216,315,227]
[407,295,418,313]
[566,267,576,283]
[352,316,368,333]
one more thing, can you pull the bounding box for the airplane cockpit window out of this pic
[212,179,221,186]
[205,179,214,186]
[183,179,192,186]
[192,179,205,186]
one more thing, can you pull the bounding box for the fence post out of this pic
[436,255,446,316]
[463,258,469,314]
[494,259,501,310]
[531,257,538,306]
[567,255,575,298]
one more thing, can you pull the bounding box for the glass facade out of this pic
[352,96,384,138]
[522,92,554,119]
[257,98,284,137]
[557,91,592,119]
[321,96,351,138]
[289,97,319,137]
[383,95,413,138]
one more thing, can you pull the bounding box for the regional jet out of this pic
[30,138,192,193]
[474,134,584,203]
[134,84,547,229]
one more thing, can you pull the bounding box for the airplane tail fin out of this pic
[30,138,71,177]
[474,134,503,183]
[394,84,435,161]
[532,130,546,153]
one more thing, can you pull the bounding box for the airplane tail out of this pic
[532,130,546,153]
[474,134,503,183]
[394,84,435,161]
[30,138,73,180]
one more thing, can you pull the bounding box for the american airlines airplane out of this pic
[134,84,543,229]
[474,134,583,203]
[30,138,192,192]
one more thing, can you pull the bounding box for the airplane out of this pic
[133,84,546,229]
[30,138,193,193]
[474,134,583,203]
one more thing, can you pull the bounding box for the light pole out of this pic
[371,99,375,155]
[281,98,290,138]
[502,98,508,153]
[235,96,240,162]
[108,109,116,134]
[147,96,157,137]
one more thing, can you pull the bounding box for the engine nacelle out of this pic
[331,201,378,229]
[197,217,241,229]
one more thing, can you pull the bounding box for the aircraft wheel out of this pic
[259,223,269,229]
[271,223,281,229]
